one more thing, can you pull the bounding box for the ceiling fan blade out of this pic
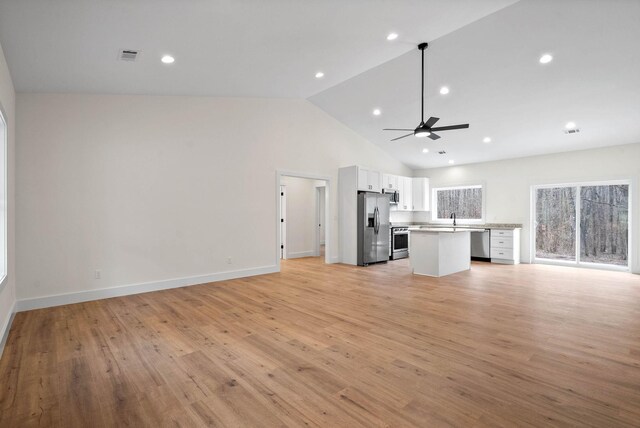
[425,117,440,128]
[430,124,469,132]
[390,133,414,141]
[383,128,414,131]
[428,133,441,140]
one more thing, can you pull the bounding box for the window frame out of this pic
[430,184,485,224]
[531,179,632,272]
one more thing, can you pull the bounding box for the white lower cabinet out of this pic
[490,229,520,264]
[491,247,514,260]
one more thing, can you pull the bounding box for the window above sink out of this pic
[431,184,485,224]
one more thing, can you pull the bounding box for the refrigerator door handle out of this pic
[374,206,379,234]
[373,206,377,234]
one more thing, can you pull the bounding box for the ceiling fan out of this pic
[384,42,469,141]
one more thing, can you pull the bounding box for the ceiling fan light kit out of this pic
[384,42,469,142]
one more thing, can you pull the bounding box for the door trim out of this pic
[276,170,332,270]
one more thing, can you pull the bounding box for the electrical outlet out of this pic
[226,257,232,264]
[94,270,101,279]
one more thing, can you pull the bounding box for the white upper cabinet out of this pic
[382,173,398,190]
[412,177,430,211]
[357,168,368,191]
[347,167,428,209]
[398,176,413,211]
[357,167,382,192]
[369,170,382,193]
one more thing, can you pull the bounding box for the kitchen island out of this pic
[409,227,487,277]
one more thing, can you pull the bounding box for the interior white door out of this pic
[280,185,286,259]
[318,187,325,245]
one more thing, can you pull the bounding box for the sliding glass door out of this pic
[579,185,629,266]
[533,181,630,270]
[535,187,577,261]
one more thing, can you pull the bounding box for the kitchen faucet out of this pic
[450,212,457,227]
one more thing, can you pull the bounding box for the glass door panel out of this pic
[535,187,577,261]
[579,185,629,266]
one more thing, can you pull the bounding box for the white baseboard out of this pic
[16,265,279,312]
[0,299,16,358]
[287,251,315,259]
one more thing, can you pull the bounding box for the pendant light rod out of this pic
[382,41,469,142]
[418,42,428,124]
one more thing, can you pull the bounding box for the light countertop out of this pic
[394,223,522,230]
[408,227,488,233]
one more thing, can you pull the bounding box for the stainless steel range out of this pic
[390,226,409,260]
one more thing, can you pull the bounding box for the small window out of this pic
[432,185,484,222]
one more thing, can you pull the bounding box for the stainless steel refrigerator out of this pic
[357,192,390,266]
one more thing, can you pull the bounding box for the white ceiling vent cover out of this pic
[118,49,140,61]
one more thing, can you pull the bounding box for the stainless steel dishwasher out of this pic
[470,230,491,261]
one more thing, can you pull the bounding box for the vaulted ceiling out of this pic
[0,0,516,98]
[1,0,639,169]
[309,0,640,168]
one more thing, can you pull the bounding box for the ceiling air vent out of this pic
[438,150,447,155]
[564,128,581,134]
[118,49,140,62]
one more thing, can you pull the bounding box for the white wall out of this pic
[0,40,16,347]
[281,176,324,258]
[16,94,411,304]
[415,143,640,273]
[389,210,430,224]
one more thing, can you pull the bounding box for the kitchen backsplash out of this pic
[389,211,431,223]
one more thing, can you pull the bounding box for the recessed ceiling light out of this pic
[161,55,175,64]
[386,33,398,41]
[565,121,576,129]
[315,71,325,79]
[372,108,381,116]
[422,148,429,153]
[539,53,553,64]
[483,137,492,143]
[448,160,455,165]
[439,86,450,95]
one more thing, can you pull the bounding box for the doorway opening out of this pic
[276,171,331,268]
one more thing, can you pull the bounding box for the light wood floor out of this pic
[1,258,640,427]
